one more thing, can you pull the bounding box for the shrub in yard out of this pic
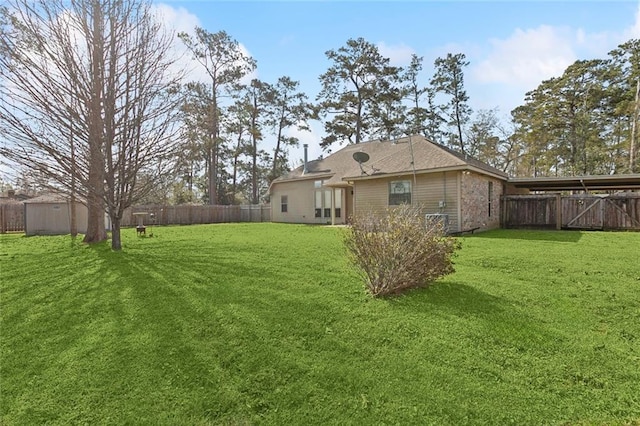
[344,204,461,297]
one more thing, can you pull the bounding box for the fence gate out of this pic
[563,196,604,229]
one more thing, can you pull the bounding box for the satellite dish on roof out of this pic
[352,151,370,164]
[353,151,370,175]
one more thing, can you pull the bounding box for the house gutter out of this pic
[323,181,352,188]
[273,173,334,184]
[343,165,508,183]
[267,172,335,195]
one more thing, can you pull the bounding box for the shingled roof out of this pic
[274,135,508,186]
[23,193,70,203]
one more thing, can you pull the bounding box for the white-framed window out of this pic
[281,195,288,213]
[323,190,331,218]
[389,180,411,205]
[315,191,322,218]
[314,185,342,218]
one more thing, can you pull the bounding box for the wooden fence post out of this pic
[556,193,562,230]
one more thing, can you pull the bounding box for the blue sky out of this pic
[155,0,640,163]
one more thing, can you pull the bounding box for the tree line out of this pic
[1,0,638,250]
[511,41,639,177]
[147,34,640,206]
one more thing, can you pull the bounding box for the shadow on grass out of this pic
[385,280,565,352]
[389,281,505,318]
[86,240,286,307]
[467,228,583,243]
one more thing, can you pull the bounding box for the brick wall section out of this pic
[460,172,503,231]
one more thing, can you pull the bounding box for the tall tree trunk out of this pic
[70,131,77,238]
[251,109,258,204]
[631,77,639,173]
[83,0,106,244]
[355,93,363,144]
[455,104,465,154]
[232,132,242,203]
[271,116,284,181]
[111,217,121,251]
[84,186,106,242]
[209,143,217,205]
[252,136,258,204]
[209,85,219,205]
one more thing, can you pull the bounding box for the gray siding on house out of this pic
[271,178,348,224]
[414,171,459,231]
[353,171,460,231]
[271,179,316,224]
[352,178,388,216]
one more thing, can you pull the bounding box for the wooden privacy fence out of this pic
[121,204,271,227]
[0,203,270,233]
[502,193,640,230]
[0,203,24,233]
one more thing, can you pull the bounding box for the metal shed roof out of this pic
[508,174,640,191]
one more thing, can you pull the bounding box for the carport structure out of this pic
[502,174,640,230]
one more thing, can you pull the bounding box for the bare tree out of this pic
[0,0,182,250]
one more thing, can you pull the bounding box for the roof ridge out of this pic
[429,140,508,177]
[412,137,468,165]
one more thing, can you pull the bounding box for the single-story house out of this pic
[270,135,509,233]
[24,193,89,236]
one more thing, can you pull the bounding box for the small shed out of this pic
[24,193,89,236]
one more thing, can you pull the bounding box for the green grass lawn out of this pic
[1,224,639,425]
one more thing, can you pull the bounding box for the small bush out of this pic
[344,204,461,297]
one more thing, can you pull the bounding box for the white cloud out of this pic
[473,1,640,94]
[624,2,640,40]
[473,25,576,90]
[152,3,200,35]
[152,3,257,85]
[467,2,640,114]
[377,42,415,66]
[151,4,202,82]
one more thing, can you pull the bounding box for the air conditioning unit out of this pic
[425,213,449,233]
